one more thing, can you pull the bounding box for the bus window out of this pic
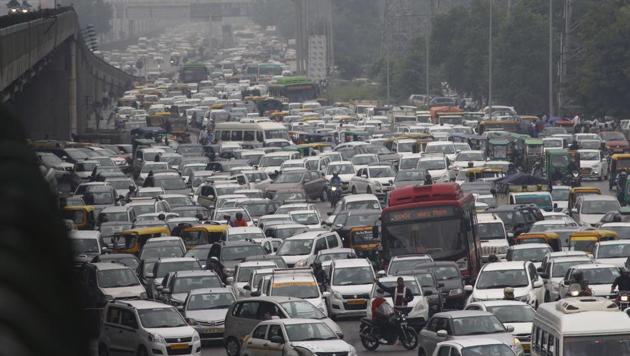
[244,131,255,141]
[221,131,230,141]
[231,131,243,141]
[256,131,264,142]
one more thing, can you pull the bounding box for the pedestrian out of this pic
[143,171,154,187]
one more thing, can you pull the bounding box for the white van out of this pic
[477,213,509,261]
[276,231,343,268]
[532,297,630,355]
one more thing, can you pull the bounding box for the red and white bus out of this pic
[381,183,481,280]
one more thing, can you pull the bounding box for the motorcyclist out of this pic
[571,270,592,297]
[143,171,154,187]
[312,261,329,291]
[330,171,342,185]
[611,268,630,294]
[424,173,433,185]
[125,185,137,202]
[375,276,413,311]
[371,288,394,343]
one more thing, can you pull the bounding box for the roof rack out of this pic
[556,297,618,314]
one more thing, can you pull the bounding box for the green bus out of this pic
[180,63,209,83]
[268,76,318,102]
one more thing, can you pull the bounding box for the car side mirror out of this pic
[464,285,473,293]
[226,276,234,285]
[322,291,331,298]
[423,289,433,296]
[177,305,184,312]
[436,330,448,337]
[101,246,109,254]
[243,284,251,291]
[571,208,578,214]
[506,325,515,333]
[362,174,368,178]
[270,335,284,344]
[162,288,171,294]
[376,270,386,278]
[539,273,549,279]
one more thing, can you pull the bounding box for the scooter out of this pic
[359,307,418,351]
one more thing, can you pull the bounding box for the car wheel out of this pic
[351,186,357,194]
[418,347,427,356]
[320,189,327,202]
[137,346,148,356]
[225,337,240,356]
[98,344,109,356]
[366,186,372,194]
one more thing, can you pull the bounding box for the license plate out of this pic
[347,299,365,305]
[169,343,188,350]
[204,328,221,334]
[522,344,531,352]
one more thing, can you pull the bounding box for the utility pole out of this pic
[549,0,553,118]
[426,0,432,97]
[488,0,493,113]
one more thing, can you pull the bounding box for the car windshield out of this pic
[271,281,320,299]
[138,308,187,328]
[563,334,630,355]
[576,267,620,284]
[456,152,484,161]
[155,177,186,190]
[582,200,620,214]
[333,266,373,285]
[131,204,155,215]
[487,305,534,323]
[597,244,630,258]
[101,212,129,223]
[388,258,431,275]
[326,164,354,175]
[510,247,552,262]
[551,189,570,201]
[272,227,308,239]
[552,260,591,278]
[185,247,211,260]
[39,153,64,166]
[163,196,193,207]
[346,200,381,211]
[452,315,505,335]
[419,159,446,170]
[462,344,515,356]
[514,194,552,209]
[244,172,269,183]
[433,266,461,280]
[285,323,337,341]
[396,170,424,182]
[579,151,600,161]
[346,213,380,227]
[187,292,235,310]
[239,202,276,216]
[237,266,266,282]
[215,186,240,196]
[274,191,306,202]
[369,167,395,178]
[172,275,222,293]
[425,144,455,154]
[260,156,286,167]
[290,213,319,225]
[155,261,201,278]
[85,191,115,205]
[221,245,265,261]
[477,222,505,240]
[97,268,140,288]
[229,232,264,242]
[108,179,133,191]
[352,155,378,165]
[275,172,304,184]
[476,269,529,289]
[71,238,100,254]
[601,132,626,141]
[399,158,420,170]
[281,301,326,319]
[278,239,313,256]
[140,246,184,260]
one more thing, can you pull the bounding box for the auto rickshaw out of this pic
[178,224,228,249]
[62,205,96,230]
[608,154,630,189]
[486,138,513,161]
[545,149,578,185]
[568,186,601,212]
[524,139,543,172]
[345,226,381,252]
[515,232,561,251]
[458,167,505,183]
[111,226,171,255]
[568,230,619,254]
[147,112,170,127]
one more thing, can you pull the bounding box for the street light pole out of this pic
[426,0,432,97]
[488,0,493,114]
[549,0,554,119]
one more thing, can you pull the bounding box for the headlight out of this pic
[512,338,523,353]
[348,346,358,356]
[192,332,200,343]
[412,301,426,311]
[621,295,629,302]
[449,288,463,296]
[331,186,337,191]
[333,291,343,300]
[295,259,308,267]
[150,333,166,344]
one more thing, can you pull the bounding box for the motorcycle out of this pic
[359,307,418,351]
[561,171,581,187]
[616,291,630,310]
[328,182,342,208]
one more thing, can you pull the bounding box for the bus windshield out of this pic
[383,217,466,260]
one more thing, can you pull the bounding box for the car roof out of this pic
[596,240,630,246]
[342,194,379,202]
[228,226,263,233]
[468,300,530,308]
[579,194,618,201]
[115,299,171,310]
[157,257,198,263]
[173,270,216,277]
[332,258,370,268]
[482,261,527,271]
[101,206,131,213]
[433,310,494,318]
[91,262,130,271]
[379,276,416,282]
[188,287,232,295]
[285,231,330,240]
[552,256,592,264]
[509,243,552,250]
[571,263,617,270]
[476,213,503,223]
[319,247,354,255]
[147,236,182,242]
[237,261,278,268]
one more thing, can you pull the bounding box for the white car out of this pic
[506,243,553,269]
[240,319,356,356]
[289,209,321,229]
[424,141,458,161]
[277,231,343,268]
[418,154,450,182]
[349,165,396,195]
[577,149,607,180]
[431,338,518,356]
[350,153,379,171]
[477,213,509,261]
[182,288,236,341]
[99,300,201,356]
[558,263,620,299]
[384,254,433,276]
[324,161,356,191]
[573,194,620,227]
[466,261,544,308]
[464,300,534,350]
[451,150,486,169]
[261,269,328,315]
[324,194,381,226]
[226,226,266,243]
[593,240,630,267]
[231,261,278,298]
[550,185,570,211]
[539,256,592,302]
[367,276,430,330]
[326,259,375,319]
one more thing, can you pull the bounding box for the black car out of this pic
[330,209,381,245]
[485,204,543,240]
[91,253,140,270]
[243,254,288,268]
[185,244,213,268]
[400,268,443,316]
[206,241,266,283]
[416,261,466,309]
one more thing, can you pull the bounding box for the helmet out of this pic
[129,185,136,191]
[504,287,514,298]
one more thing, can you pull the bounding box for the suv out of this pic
[99,300,201,356]
[326,258,375,319]
[264,169,327,202]
[205,241,266,281]
[467,261,544,308]
[476,213,509,262]
[486,204,543,238]
[223,296,343,356]
[276,231,343,268]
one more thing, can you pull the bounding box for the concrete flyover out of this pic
[0,8,137,140]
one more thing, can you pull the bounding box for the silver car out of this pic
[417,310,524,356]
[223,296,343,356]
[182,288,236,341]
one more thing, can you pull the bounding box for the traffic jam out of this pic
[33,24,630,356]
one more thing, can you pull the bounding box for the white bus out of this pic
[214,122,289,145]
[532,297,630,355]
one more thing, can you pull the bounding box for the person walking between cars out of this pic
[143,171,154,187]
[125,185,137,202]
[375,277,413,311]
[312,261,329,291]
